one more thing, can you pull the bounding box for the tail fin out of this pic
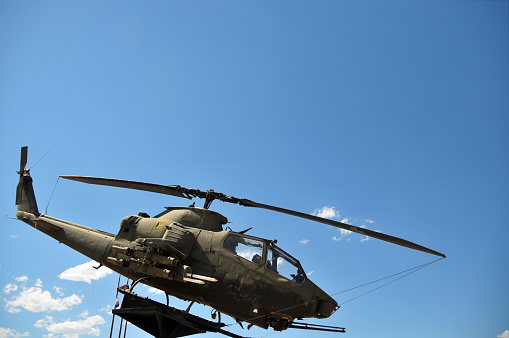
[15,146,40,216]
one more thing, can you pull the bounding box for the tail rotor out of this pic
[15,146,28,205]
[15,146,39,216]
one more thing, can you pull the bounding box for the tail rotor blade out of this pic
[16,146,28,205]
[15,181,23,205]
[20,146,28,172]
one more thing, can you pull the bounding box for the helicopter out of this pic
[15,146,445,337]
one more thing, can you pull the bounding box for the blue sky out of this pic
[1,1,508,337]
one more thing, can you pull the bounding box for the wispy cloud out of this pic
[299,239,310,245]
[360,236,369,243]
[34,314,105,337]
[340,228,352,236]
[0,327,29,338]
[3,283,18,295]
[313,206,340,219]
[98,304,113,316]
[327,213,376,243]
[78,310,89,319]
[58,261,113,284]
[14,276,28,283]
[332,228,352,241]
[314,205,378,244]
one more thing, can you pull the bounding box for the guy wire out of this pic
[334,257,443,300]
[29,149,52,170]
[43,176,60,215]
[338,258,443,305]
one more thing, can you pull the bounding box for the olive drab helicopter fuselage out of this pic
[14,147,445,336]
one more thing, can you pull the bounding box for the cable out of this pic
[338,258,443,305]
[333,258,443,300]
[228,258,444,329]
[43,177,60,215]
[29,149,52,170]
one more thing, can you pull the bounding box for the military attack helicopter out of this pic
[15,146,445,337]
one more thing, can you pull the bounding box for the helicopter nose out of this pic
[308,282,339,318]
[316,298,339,318]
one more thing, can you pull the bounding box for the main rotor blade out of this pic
[20,146,28,172]
[60,176,191,199]
[60,175,445,257]
[238,199,446,258]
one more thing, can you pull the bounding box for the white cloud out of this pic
[360,236,369,243]
[34,315,106,338]
[34,279,43,287]
[340,228,352,236]
[299,239,310,245]
[53,286,64,296]
[306,271,314,276]
[58,261,113,284]
[98,304,113,316]
[3,283,18,294]
[14,276,28,283]
[498,330,509,338]
[78,310,89,319]
[313,206,340,219]
[331,218,377,243]
[9,234,20,239]
[0,327,29,338]
[332,228,352,242]
[5,287,82,313]
[147,287,165,295]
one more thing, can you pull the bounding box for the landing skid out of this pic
[113,288,247,338]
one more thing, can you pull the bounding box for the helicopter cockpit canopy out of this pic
[266,243,306,284]
[223,233,306,284]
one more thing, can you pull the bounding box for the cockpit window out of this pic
[266,245,305,284]
[223,234,263,265]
